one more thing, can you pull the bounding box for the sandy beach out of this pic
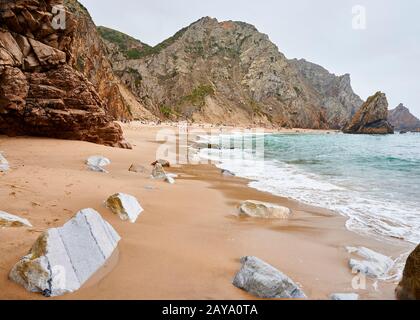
[0,123,411,300]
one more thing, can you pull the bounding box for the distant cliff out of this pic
[344,92,394,134]
[389,104,420,131]
[98,17,363,129]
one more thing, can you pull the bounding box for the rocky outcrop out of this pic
[98,18,363,129]
[347,246,394,279]
[396,245,420,300]
[290,59,364,129]
[0,0,131,147]
[105,193,143,223]
[9,208,120,297]
[343,92,394,134]
[389,104,420,132]
[233,256,306,299]
[0,211,32,227]
[239,200,291,219]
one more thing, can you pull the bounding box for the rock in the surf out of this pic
[347,246,394,278]
[151,159,171,168]
[9,208,120,297]
[233,256,306,299]
[86,155,111,173]
[343,92,394,134]
[330,293,359,300]
[222,169,235,177]
[0,153,9,172]
[129,163,147,173]
[105,193,143,223]
[395,244,420,300]
[239,200,291,219]
[0,211,32,227]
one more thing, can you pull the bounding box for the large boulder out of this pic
[105,193,143,223]
[0,152,9,172]
[0,0,131,148]
[9,208,120,297]
[347,246,394,278]
[343,92,394,134]
[239,200,291,219]
[233,256,306,299]
[129,163,147,173]
[396,245,420,300]
[0,211,32,227]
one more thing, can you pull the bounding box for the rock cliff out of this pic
[396,245,420,300]
[388,104,420,132]
[343,92,394,134]
[0,0,131,147]
[99,17,362,129]
[290,59,363,129]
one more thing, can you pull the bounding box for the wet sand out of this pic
[0,124,410,300]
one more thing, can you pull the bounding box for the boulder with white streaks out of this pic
[9,208,120,297]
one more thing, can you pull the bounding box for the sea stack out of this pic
[343,92,394,134]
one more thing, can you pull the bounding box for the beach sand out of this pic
[0,123,410,300]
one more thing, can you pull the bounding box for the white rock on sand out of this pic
[330,293,359,300]
[0,152,9,172]
[86,155,111,173]
[347,246,394,279]
[0,211,32,227]
[9,208,120,297]
[151,163,176,184]
[106,193,144,223]
[233,256,306,299]
[239,200,291,219]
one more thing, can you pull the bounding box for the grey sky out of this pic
[80,0,420,117]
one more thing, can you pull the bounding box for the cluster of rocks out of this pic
[0,0,130,148]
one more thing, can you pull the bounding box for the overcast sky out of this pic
[80,0,420,117]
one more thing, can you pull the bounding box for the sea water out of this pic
[199,132,420,246]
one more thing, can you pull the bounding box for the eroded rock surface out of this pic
[9,208,120,297]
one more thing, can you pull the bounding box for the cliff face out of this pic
[99,17,362,129]
[0,0,130,147]
[388,104,420,131]
[289,59,363,129]
[343,92,394,134]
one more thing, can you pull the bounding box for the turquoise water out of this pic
[201,132,420,244]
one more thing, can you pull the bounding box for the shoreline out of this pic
[0,124,412,300]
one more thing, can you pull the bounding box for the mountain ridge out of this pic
[98,16,364,129]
